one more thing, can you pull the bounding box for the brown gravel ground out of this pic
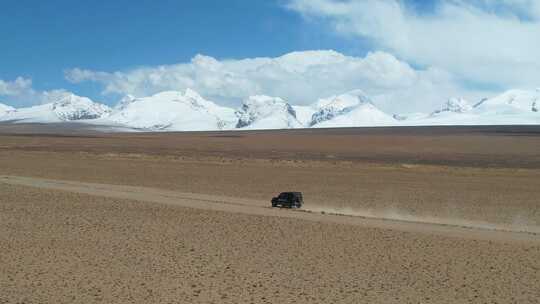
[1,125,540,229]
[1,150,539,228]
[1,183,539,304]
[1,125,540,303]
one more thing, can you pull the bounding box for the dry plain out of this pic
[1,123,540,303]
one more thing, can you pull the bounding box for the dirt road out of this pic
[2,175,538,244]
[2,180,540,303]
[2,126,540,303]
[2,126,540,228]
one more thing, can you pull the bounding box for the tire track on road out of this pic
[1,175,539,244]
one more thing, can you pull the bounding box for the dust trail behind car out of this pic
[1,175,539,244]
[304,205,540,235]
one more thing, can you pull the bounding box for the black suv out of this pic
[271,192,303,208]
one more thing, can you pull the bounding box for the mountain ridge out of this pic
[2,88,539,130]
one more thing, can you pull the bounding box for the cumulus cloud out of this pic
[0,77,43,107]
[286,0,540,92]
[0,77,82,107]
[474,0,540,19]
[65,50,490,112]
[0,77,34,96]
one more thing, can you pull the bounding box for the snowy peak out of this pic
[235,95,301,129]
[474,89,540,114]
[312,103,396,128]
[116,94,137,111]
[0,103,15,116]
[45,91,111,121]
[309,90,396,128]
[393,113,429,121]
[533,88,540,112]
[0,92,111,123]
[432,98,472,115]
[137,90,221,112]
[106,89,236,131]
[183,88,207,105]
[314,89,372,109]
[310,90,373,126]
[182,88,227,114]
[2,87,540,130]
[292,105,316,126]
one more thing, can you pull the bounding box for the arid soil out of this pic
[3,175,538,241]
[1,183,539,304]
[1,124,540,303]
[1,129,540,227]
[2,124,540,168]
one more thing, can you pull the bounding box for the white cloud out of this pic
[0,77,82,107]
[65,50,490,113]
[0,77,34,96]
[474,0,540,19]
[286,0,540,91]
[0,77,43,107]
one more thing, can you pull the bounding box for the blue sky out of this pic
[1,0,539,111]
[1,0,361,102]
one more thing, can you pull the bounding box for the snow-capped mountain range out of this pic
[0,91,111,123]
[0,103,15,116]
[235,95,302,129]
[309,90,396,128]
[1,88,539,131]
[101,89,237,131]
[432,97,473,115]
